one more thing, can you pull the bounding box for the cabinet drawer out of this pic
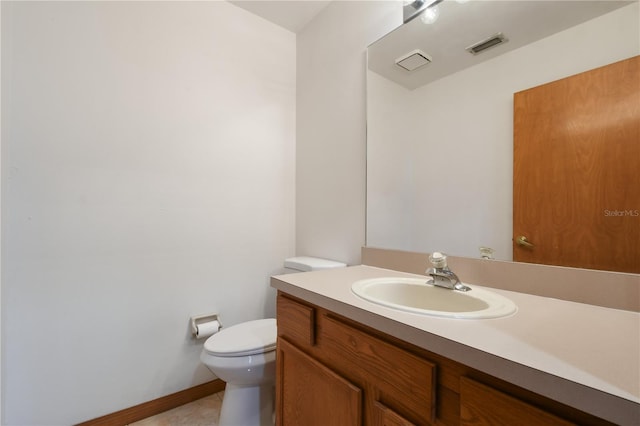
[321,315,436,424]
[277,293,315,346]
[460,377,575,426]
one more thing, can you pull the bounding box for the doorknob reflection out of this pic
[515,236,535,248]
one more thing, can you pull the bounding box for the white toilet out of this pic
[200,256,346,426]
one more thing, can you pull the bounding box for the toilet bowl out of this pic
[200,257,346,426]
[201,319,277,426]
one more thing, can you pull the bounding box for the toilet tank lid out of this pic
[204,319,276,357]
[284,256,346,272]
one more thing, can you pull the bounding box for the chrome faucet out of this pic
[426,252,471,292]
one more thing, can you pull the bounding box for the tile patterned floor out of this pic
[129,391,223,426]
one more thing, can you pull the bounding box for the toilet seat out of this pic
[204,318,276,357]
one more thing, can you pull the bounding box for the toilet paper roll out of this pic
[195,320,220,339]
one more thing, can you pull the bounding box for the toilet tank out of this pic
[283,256,346,274]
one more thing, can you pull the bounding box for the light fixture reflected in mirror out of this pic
[403,0,444,23]
[420,5,440,24]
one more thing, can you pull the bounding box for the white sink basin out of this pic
[351,277,517,319]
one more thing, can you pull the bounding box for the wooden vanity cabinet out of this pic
[278,338,363,425]
[459,377,573,426]
[275,292,614,426]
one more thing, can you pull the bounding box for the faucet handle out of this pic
[429,252,448,269]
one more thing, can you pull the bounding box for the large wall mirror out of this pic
[366,0,639,272]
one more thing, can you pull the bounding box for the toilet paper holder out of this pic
[190,313,222,337]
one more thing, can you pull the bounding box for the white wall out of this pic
[1,2,295,424]
[296,1,401,266]
[367,3,640,260]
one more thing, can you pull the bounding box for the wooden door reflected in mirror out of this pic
[513,56,640,273]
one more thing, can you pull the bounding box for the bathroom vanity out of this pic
[271,265,640,426]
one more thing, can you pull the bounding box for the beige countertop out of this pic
[271,265,640,425]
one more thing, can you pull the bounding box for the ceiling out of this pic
[368,1,635,90]
[230,0,332,33]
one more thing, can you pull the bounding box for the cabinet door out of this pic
[276,338,362,426]
[460,377,575,426]
[321,315,436,424]
[373,401,417,426]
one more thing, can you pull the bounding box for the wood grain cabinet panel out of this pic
[276,294,315,346]
[321,315,436,424]
[460,377,575,426]
[276,338,362,426]
[373,401,417,426]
